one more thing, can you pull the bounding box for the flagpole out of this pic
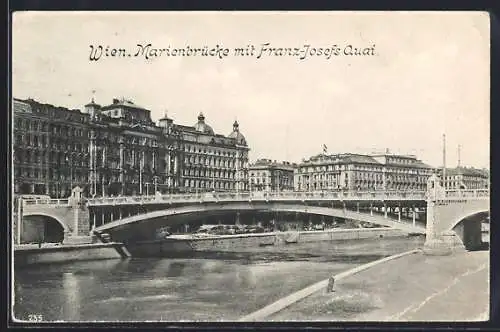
[442,134,446,189]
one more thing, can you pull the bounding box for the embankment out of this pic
[14,242,130,267]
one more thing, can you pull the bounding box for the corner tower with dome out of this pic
[169,112,250,193]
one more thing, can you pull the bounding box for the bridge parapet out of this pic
[85,190,428,207]
[19,189,489,210]
[22,199,70,207]
[444,189,489,200]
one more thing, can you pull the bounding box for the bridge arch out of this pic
[449,209,489,231]
[450,209,489,251]
[22,212,70,233]
[94,202,425,238]
[21,213,68,243]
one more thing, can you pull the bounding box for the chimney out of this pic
[113,98,119,104]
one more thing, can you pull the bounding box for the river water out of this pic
[13,236,424,322]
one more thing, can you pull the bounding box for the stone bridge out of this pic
[15,184,489,254]
[87,190,428,239]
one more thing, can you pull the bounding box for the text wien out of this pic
[89,44,231,61]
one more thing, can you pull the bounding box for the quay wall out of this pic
[14,243,130,267]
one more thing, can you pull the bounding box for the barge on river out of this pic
[124,227,409,257]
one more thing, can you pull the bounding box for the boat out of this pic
[124,224,278,257]
[126,231,278,257]
[123,226,407,257]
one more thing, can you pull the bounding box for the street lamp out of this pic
[16,196,23,244]
[65,154,73,197]
[101,171,106,198]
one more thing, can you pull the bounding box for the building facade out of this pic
[13,97,249,197]
[13,99,90,197]
[442,167,489,190]
[294,153,434,192]
[174,115,249,193]
[248,159,296,192]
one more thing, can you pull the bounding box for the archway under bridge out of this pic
[93,202,426,242]
[451,211,489,251]
[19,214,66,244]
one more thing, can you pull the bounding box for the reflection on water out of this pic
[14,236,424,322]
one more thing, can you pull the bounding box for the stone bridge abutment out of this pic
[423,175,489,255]
[16,187,91,245]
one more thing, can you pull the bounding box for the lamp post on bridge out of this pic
[412,205,416,227]
[65,153,74,197]
[154,176,158,194]
[236,150,240,195]
[16,196,24,245]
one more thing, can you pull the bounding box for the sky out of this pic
[12,11,490,169]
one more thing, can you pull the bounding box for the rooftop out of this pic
[250,159,297,169]
[446,167,489,178]
[101,98,149,111]
[300,152,434,169]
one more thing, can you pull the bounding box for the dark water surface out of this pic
[14,236,424,322]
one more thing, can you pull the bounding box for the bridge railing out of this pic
[84,190,429,206]
[22,199,70,207]
[20,188,489,208]
[444,189,490,199]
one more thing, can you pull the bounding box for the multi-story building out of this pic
[174,114,249,192]
[248,159,296,192]
[294,152,434,192]
[84,98,175,196]
[13,99,90,197]
[442,167,489,190]
[13,96,250,197]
